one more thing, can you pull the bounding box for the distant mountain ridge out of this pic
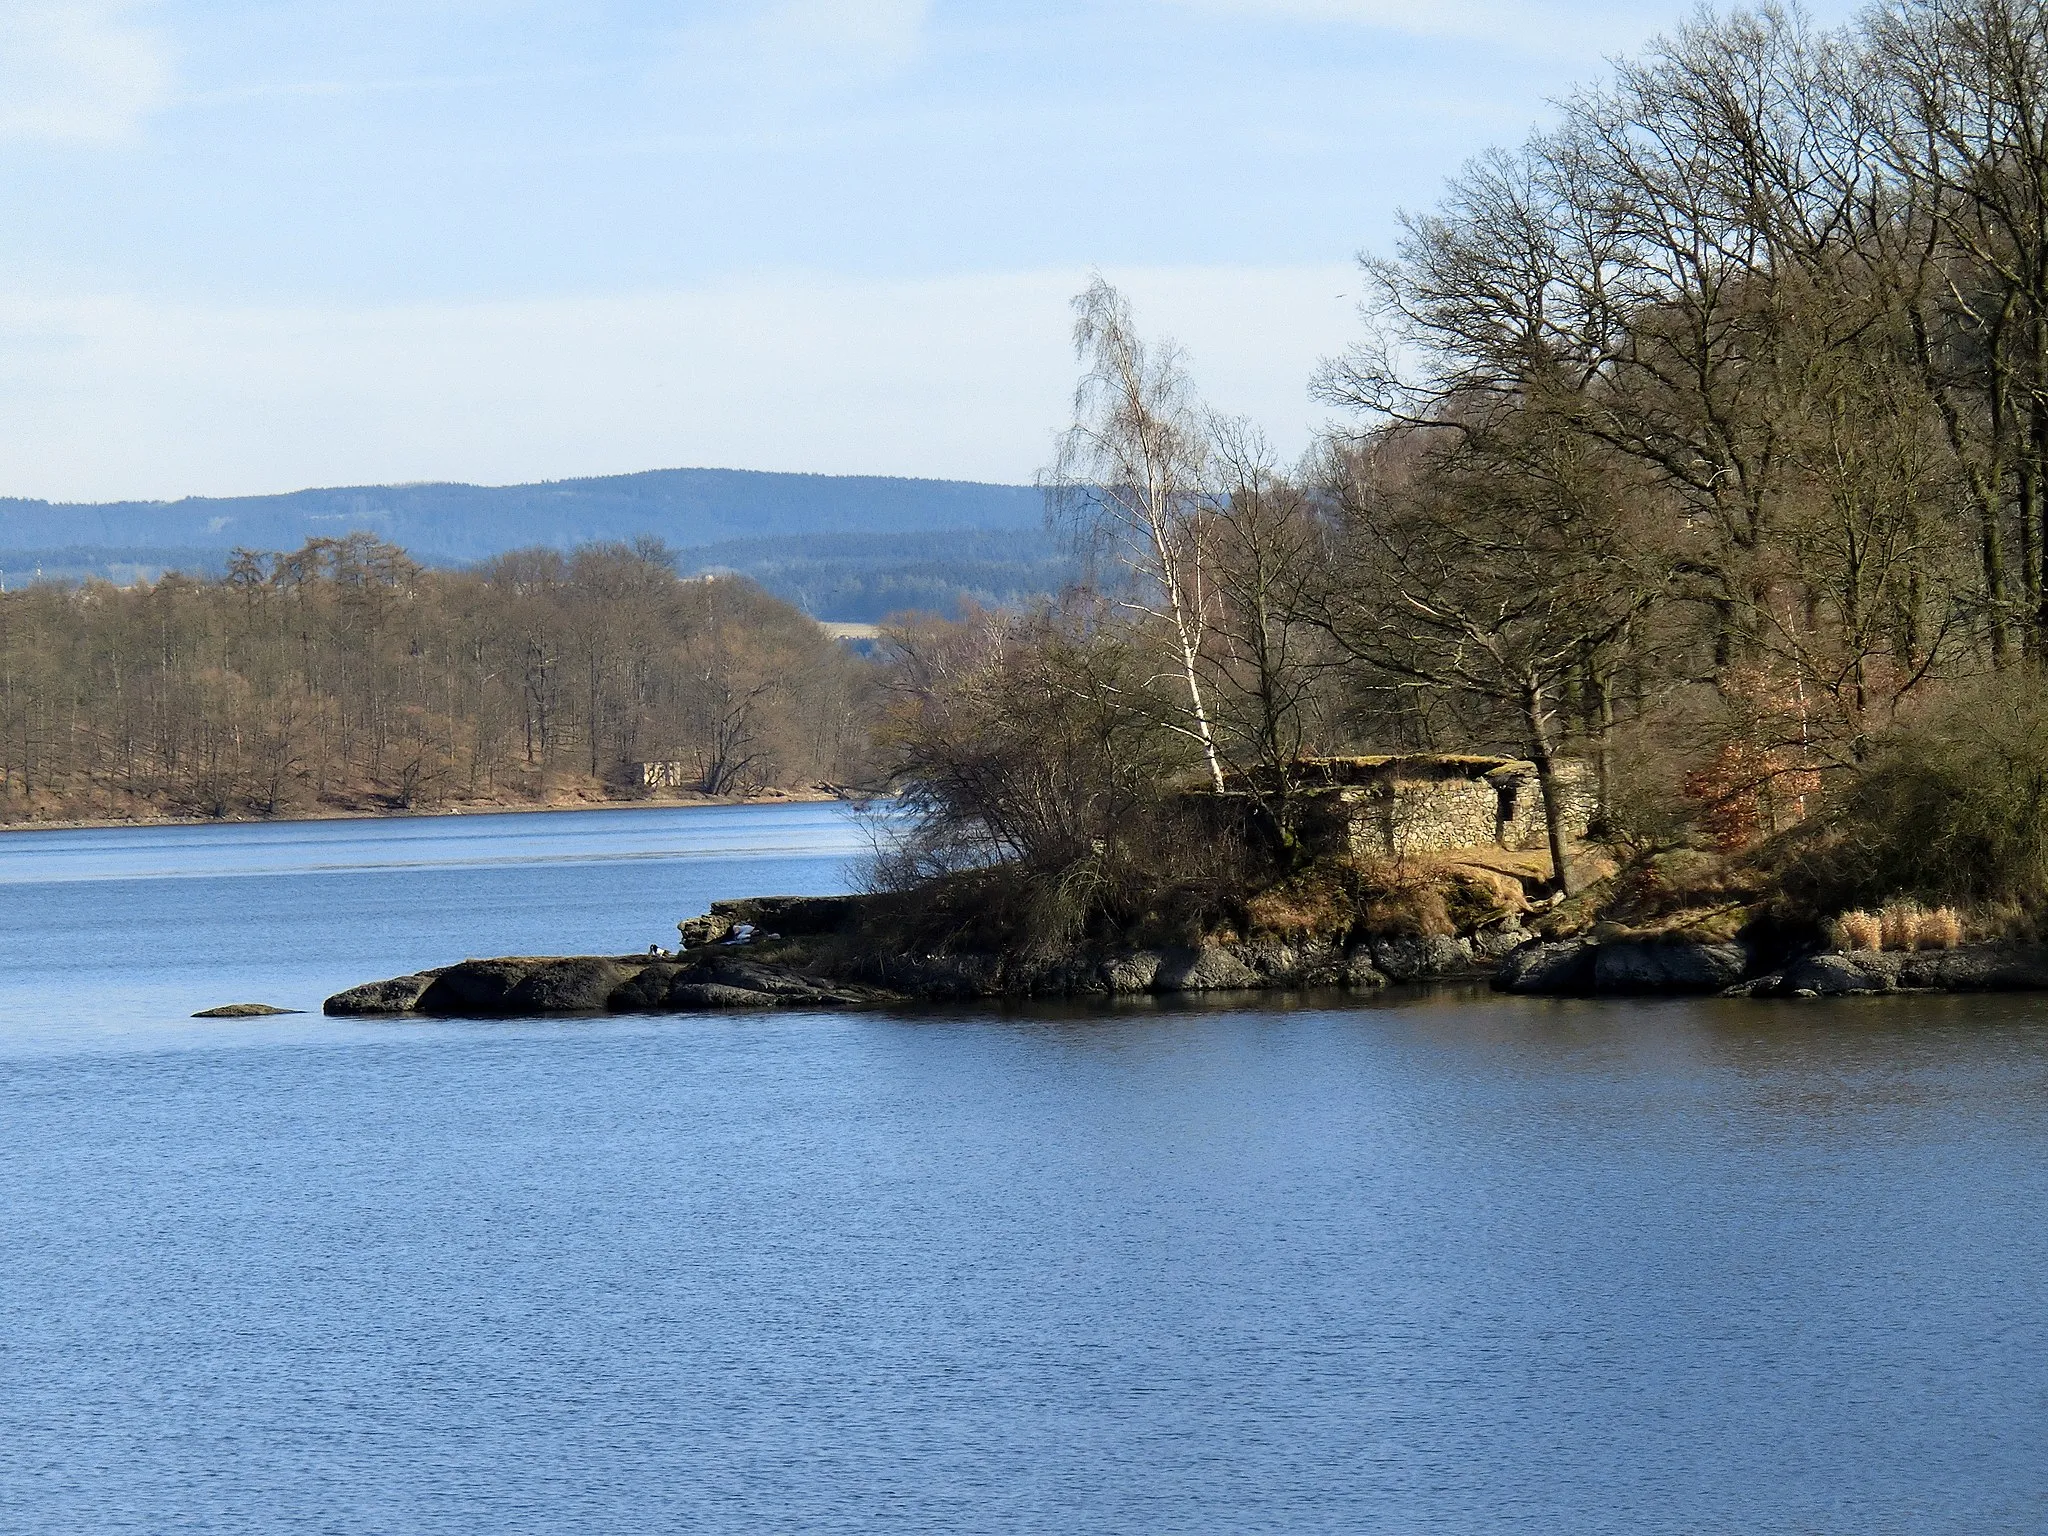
[0,467,1068,620]
[0,467,1046,561]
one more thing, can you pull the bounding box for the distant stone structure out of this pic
[1230,754,1596,859]
[635,761,698,789]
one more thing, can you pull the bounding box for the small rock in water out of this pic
[192,1003,304,1018]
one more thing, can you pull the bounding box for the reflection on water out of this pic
[1,806,2045,1532]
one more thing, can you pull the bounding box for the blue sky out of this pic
[0,0,1862,501]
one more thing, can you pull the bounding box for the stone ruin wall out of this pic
[1490,763,1598,853]
[1388,779,1510,856]
[1292,759,1596,860]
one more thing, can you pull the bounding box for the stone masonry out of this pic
[1245,755,1596,858]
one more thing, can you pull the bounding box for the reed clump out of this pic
[1879,900,1923,950]
[1832,903,1964,952]
[1916,905,1965,950]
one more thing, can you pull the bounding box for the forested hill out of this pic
[0,468,1065,620]
[0,467,1042,559]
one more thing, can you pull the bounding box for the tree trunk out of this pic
[1522,681,1575,897]
[1591,667,1614,834]
[2020,447,2041,661]
[2029,305,2048,661]
[1578,646,1614,833]
[1148,500,1227,795]
[1179,638,1227,795]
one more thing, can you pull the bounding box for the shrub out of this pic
[1599,716,1700,853]
[1681,744,1763,852]
[868,605,1246,954]
[1781,674,2048,910]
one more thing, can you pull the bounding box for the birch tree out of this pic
[1047,278,1228,792]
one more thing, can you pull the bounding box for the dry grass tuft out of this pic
[1359,878,1455,938]
[1835,902,1965,951]
[1879,900,1924,950]
[1916,906,1964,949]
[1244,871,1355,941]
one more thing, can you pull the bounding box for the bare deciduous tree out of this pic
[1312,420,1667,893]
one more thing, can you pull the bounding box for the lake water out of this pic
[2,804,2045,1532]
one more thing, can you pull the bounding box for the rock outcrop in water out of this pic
[1730,946,2048,997]
[326,950,888,1017]
[323,875,1534,1019]
[324,930,2048,1016]
[323,936,1486,1017]
[1490,934,2048,997]
[321,883,1529,1017]
[1493,938,1752,996]
[323,847,2048,1017]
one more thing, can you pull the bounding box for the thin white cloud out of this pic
[0,265,1352,501]
[1158,0,1639,55]
[757,0,933,75]
[180,67,587,110]
[0,1,172,145]
[662,0,934,109]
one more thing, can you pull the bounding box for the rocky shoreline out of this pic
[323,931,1502,1018]
[1496,935,2048,997]
[321,893,2048,1018]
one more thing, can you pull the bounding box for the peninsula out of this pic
[326,742,2048,1016]
[325,243,2048,1017]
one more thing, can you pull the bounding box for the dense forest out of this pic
[0,535,872,822]
[874,0,2048,948]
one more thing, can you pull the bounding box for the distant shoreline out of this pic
[0,786,848,837]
